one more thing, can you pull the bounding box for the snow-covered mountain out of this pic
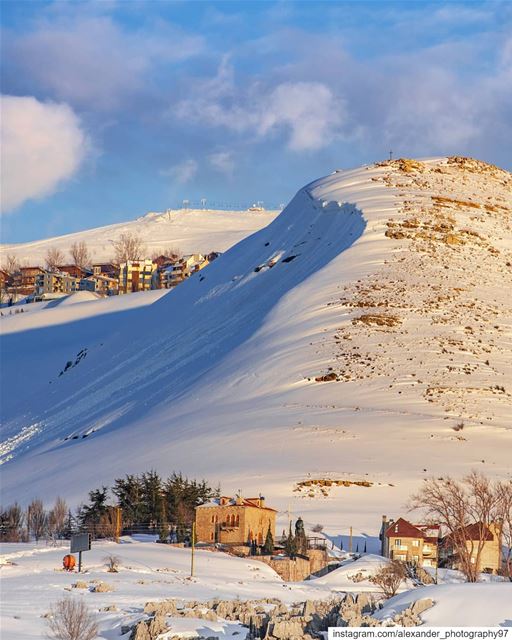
[1,157,511,532]
[0,208,279,265]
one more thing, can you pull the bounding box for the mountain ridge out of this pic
[1,157,511,531]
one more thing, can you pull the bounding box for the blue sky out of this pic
[1,0,511,242]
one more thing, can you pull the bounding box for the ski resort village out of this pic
[1,1,512,637]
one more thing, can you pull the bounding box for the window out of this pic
[395,539,401,547]
[412,540,419,547]
[211,515,215,524]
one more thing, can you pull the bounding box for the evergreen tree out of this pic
[77,487,111,537]
[157,495,168,542]
[294,517,308,554]
[141,470,163,530]
[112,474,144,530]
[263,523,274,555]
[284,523,298,559]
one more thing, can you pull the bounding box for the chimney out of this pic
[259,495,265,508]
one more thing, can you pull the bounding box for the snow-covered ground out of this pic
[0,208,279,265]
[1,539,510,639]
[1,157,511,539]
[376,582,512,626]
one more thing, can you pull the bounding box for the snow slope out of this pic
[1,157,511,535]
[0,208,279,264]
[376,582,512,626]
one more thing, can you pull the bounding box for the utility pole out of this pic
[190,521,196,577]
[389,150,393,161]
[349,526,353,553]
[115,507,121,543]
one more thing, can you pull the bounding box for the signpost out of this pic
[70,533,91,573]
[190,522,196,577]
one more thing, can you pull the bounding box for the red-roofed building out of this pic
[440,522,502,574]
[380,516,440,568]
[195,494,276,546]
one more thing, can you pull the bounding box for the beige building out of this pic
[162,254,209,289]
[79,275,119,296]
[35,271,79,298]
[195,495,276,546]
[118,260,156,294]
[441,522,502,574]
[382,517,440,568]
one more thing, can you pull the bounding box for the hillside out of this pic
[0,208,279,265]
[1,157,511,533]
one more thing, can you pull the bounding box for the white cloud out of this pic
[259,82,345,151]
[174,61,346,152]
[209,151,235,176]
[161,159,198,184]
[1,95,88,214]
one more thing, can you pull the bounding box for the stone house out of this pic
[195,495,276,546]
[440,522,502,574]
[381,516,440,568]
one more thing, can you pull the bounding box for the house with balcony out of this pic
[35,270,79,298]
[380,516,440,568]
[12,266,46,296]
[195,495,276,546]
[440,522,502,574]
[118,260,156,294]
[161,254,209,289]
[79,274,119,296]
[92,262,120,279]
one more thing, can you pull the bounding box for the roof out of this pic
[197,496,277,512]
[385,517,439,541]
[445,522,495,542]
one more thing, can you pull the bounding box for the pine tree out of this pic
[284,523,297,559]
[263,523,274,555]
[294,517,308,554]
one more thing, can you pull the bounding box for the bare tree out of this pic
[45,247,65,271]
[27,499,47,541]
[112,233,146,263]
[370,560,407,598]
[48,497,68,540]
[1,254,20,302]
[3,253,20,275]
[497,480,512,579]
[69,242,90,270]
[103,554,121,572]
[409,471,503,582]
[46,598,98,640]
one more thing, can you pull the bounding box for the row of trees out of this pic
[1,471,218,544]
[77,471,219,541]
[0,497,70,542]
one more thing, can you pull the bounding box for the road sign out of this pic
[70,533,91,553]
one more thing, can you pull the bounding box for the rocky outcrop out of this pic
[126,594,434,640]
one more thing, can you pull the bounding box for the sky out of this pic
[1,0,511,243]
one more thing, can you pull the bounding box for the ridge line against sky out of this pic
[1,0,511,243]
